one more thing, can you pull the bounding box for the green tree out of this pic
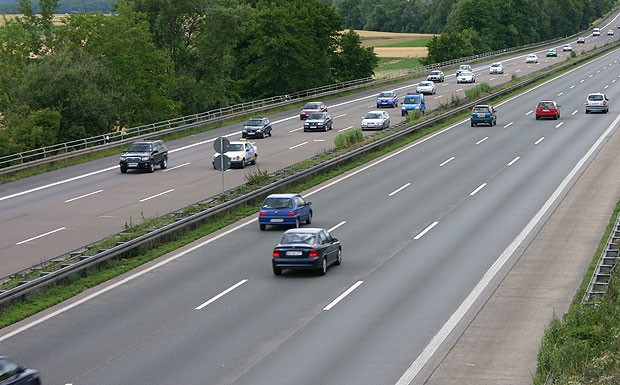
[331,29,378,82]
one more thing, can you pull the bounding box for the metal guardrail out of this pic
[1,45,606,308]
[583,213,620,305]
[0,36,565,174]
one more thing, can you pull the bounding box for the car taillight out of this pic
[308,249,319,257]
[287,211,297,216]
[603,100,607,105]
[585,100,590,106]
[273,249,281,257]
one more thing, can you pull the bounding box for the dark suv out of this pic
[0,356,41,384]
[119,140,168,173]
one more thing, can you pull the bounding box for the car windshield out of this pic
[365,112,381,119]
[304,103,320,109]
[246,119,263,126]
[430,71,440,75]
[405,95,420,103]
[263,198,293,209]
[128,143,152,152]
[420,82,431,87]
[538,102,554,108]
[228,143,244,151]
[307,113,325,120]
[378,92,392,97]
[280,232,315,245]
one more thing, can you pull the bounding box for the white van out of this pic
[593,28,601,36]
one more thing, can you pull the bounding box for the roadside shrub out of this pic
[405,109,422,122]
[334,129,363,149]
[464,83,491,99]
[245,166,270,185]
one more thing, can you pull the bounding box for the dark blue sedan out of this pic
[259,193,313,230]
[0,356,41,385]
[272,228,342,275]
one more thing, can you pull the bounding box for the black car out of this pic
[0,356,41,385]
[242,117,272,139]
[272,228,341,275]
[119,140,168,173]
[303,112,333,132]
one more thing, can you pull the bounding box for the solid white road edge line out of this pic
[195,280,248,310]
[323,281,364,311]
[394,112,620,385]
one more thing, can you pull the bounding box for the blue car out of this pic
[376,91,398,108]
[401,92,426,116]
[470,104,497,126]
[259,193,313,230]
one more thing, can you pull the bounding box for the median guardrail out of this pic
[2,41,614,308]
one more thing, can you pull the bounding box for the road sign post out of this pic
[214,137,231,196]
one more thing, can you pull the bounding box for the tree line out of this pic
[331,0,617,63]
[0,0,377,156]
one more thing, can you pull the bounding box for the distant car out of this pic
[456,64,472,76]
[546,49,557,57]
[303,112,333,132]
[525,54,538,63]
[593,28,601,36]
[272,227,341,275]
[577,37,586,44]
[416,81,436,95]
[607,29,614,36]
[361,110,390,130]
[427,70,445,82]
[535,100,561,120]
[562,44,572,52]
[0,356,41,385]
[456,71,476,83]
[212,140,257,168]
[299,101,327,120]
[119,140,168,173]
[401,92,426,116]
[489,62,504,74]
[242,117,272,139]
[585,92,610,113]
[259,193,313,230]
[470,104,497,126]
[376,91,398,108]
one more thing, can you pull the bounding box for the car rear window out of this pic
[588,95,604,101]
[537,102,554,108]
[263,198,293,209]
[473,106,490,113]
[281,233,315,245]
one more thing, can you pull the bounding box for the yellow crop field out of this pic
[354,30,434,58]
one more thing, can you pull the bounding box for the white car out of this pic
[593,28,601,36]
[456,71,476,83]
[563,44,572,52]
[525,54,538,63]
[416,81,436,95]
[361,110,390,130]
[489,62,504,74]
[212,140,257,169]
[456,64,472,76]
[607,29,614,36]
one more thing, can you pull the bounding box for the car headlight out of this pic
[120,156,126,161]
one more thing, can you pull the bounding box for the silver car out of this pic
[416,81,436,95]
[456,71,476,83]
[361,110,390,130]
[585,92,610,113]
[489,63,504,74]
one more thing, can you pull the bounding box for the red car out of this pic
[300,101,327,120]
[535,100,561,120]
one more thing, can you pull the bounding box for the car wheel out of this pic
[306,212,312,225]
[273,268,282,276]
[295,217,301,228]
[148,161,155,173]
[160,158,168,169]
[586,110,590,114]
[120,166,127,173]
[493,119,497,126]
[260,223,266,231]
[318,258,327,276]
[260,133,265,139]
[269,130,272,137]
[240,158,246,168]
[401,111,406,117]
[536,115,540,120]
[471,121,475,127]
[334,249,342,266]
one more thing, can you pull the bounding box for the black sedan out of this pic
[303,112,333,132]
[272,228,341,275]
[0,356,41,384]
[242,117,272,139]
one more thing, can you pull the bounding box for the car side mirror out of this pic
[306,202,311,206]
[332,238,338,243]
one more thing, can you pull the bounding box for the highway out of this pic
[1,23,620,384]
[2,22,619,278]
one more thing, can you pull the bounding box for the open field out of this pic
[355,29,433,58]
